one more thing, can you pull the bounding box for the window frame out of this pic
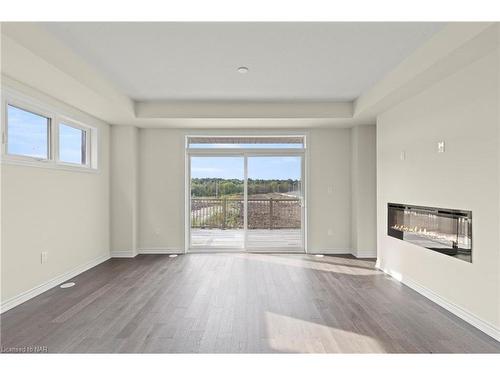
[184,132,309,254]
[1,89,98,172]
[4,100,54,163]
[186,135,307,150]
[56,118,92,168]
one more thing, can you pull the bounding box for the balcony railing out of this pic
[191,197,301,229]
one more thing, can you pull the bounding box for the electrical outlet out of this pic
[327,186,333,194]
[400,151,406,160]
[41,251,48,264]
[327,229,334,236]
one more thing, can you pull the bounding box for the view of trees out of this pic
[191,178,301,197]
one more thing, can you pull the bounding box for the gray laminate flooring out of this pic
[1,253,499,353]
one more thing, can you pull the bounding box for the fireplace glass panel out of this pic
[388,203,472,263]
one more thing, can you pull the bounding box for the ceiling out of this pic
[40,22,444,102]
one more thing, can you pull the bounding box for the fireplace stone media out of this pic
[388,203,472,263]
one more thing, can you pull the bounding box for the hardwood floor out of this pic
[1,253,499,353]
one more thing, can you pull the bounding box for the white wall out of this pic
[110,126,139,257]
[138,128,185,251]
[1,78,110,307]
[377,46,500,331]
[351,125,377,257]
[308,128,353,252]
[134,128,359,253]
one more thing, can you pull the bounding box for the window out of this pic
[59,123,87,165]
[7,104,50,159]
[187,136,305,149]
[2,93,97,171]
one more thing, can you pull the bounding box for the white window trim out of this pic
[3,98,54,163]
[1,88,99,172]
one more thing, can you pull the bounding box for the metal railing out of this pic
[191,197,301,229]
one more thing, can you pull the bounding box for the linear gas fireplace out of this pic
[388,203,472,263]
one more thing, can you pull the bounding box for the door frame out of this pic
[184,138,308,253]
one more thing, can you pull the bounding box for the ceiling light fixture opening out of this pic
[237,66,249,74]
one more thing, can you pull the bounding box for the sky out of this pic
[59,123,85,164]
[7,105,48,159]
[8,105,84,164]
[191,156,301,180]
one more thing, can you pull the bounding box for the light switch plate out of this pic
[438,141,445,153]
[400,151,406,160]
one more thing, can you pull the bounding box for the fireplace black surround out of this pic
[388,203,472,263]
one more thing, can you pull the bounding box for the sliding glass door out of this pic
[190,156,245,249]
[246,156,303,250]
[187,136,305,252]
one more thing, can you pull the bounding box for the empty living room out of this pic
[1,1,500,373]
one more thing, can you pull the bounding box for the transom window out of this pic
[7,105,50,160]
[187,136,305,149]
[2,95,97,170]
[59,123,88,165]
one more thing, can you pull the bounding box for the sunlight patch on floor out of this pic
[264,311,384,353]
[227,253,379,276]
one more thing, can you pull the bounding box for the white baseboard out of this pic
[353,250,377,258]
[308,248,376,258]
[378,266,500,343]
[110,250,136,258]
[311,248,351,255]
[1,253,110,314]
[138,248,182,255]
[111,248,182,257]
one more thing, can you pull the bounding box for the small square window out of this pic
[7,104,50,159]
[59,123,87,165]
